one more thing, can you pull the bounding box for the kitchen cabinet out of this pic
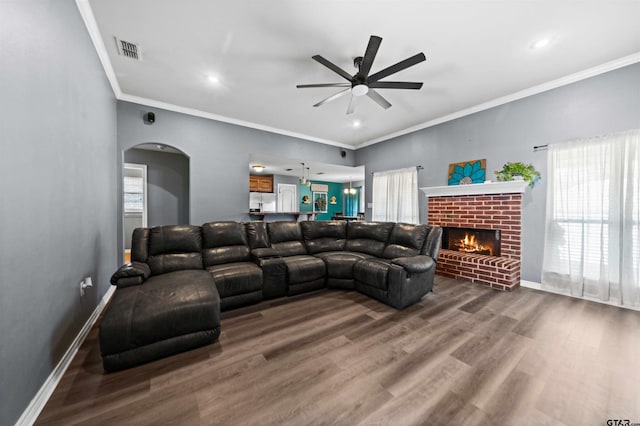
[249,175,273,192]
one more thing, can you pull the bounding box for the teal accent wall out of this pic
[299,181,343,220]
[344,187,361,216]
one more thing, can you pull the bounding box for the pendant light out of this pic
[300,162,306,184]
[306,166,311,187]
[344,180,356,194]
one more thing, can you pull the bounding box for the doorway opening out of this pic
[123,163,147,263]
[122,143,190,264]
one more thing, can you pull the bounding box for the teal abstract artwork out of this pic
[448,159,486,185]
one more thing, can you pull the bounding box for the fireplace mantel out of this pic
[420,181,527,197]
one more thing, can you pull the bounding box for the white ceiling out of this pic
[82,0,640,149]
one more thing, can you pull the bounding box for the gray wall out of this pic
[116,100,355,259]
[355,63,640,283]
[0,1,117,424]
[124,148,190,228]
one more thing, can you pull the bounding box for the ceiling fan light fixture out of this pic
[352,84,369,97]
[297,35,426,114]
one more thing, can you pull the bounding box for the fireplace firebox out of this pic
[442,227,501,257]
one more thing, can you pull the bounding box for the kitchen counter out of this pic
[248,211,317,221]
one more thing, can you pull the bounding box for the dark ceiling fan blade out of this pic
[358,35,382,79]
[313,88,350,107]
[367,52,426,83]
[312,55,354,81]
[297,83,351,88]
[367,89,392,110]
[346,94,356,115]
[368,81,423,90]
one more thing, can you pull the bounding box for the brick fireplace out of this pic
[422,181,527,291]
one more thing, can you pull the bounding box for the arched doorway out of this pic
[122,143,190,262]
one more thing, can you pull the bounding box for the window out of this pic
[124,175,144,211]
[542,129,640,307]
[372,167,418,224]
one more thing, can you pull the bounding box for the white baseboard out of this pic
[16,285,116,426]
[520,279,640,312]
[520,280,541,290]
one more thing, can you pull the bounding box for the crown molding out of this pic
[76,0,122,98]
[75,0,639,152]
[118,94,355,150]
[356,52,640,149]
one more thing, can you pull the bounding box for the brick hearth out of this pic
[422,183,525,291]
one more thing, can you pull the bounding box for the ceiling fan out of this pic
[297,35,426,115]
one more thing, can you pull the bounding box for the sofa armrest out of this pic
[251,247,279,260]
[110,261,151,287]
[391,255,435,275]
[255,256,287,299]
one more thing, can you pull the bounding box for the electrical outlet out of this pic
[80,276,93,297]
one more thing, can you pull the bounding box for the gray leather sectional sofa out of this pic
[100,220,442,371]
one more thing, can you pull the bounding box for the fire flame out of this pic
[455,233,493,255]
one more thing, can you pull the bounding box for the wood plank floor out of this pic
[36,276,640,425]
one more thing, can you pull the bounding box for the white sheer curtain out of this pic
[372,167,418,223]
[542,129,640,307]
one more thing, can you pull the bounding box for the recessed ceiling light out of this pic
[352,119,361,128]
[531,38,551,50]
[208,75,220,84]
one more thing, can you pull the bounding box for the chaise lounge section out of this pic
[100,225,221,372]
[101,220,441,371]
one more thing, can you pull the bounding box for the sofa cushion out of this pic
[281,255,326,284]
[206,262,263,298]
[301,221,347,254]
[353,258,393,290]
[147,225,203,275]
[382,223,429,259]
[267,222,307,257]
[345,222,394,257]
[246,221,270,249]
[314,251,373,278]
[99,269,219,357]
[202,221,250,266]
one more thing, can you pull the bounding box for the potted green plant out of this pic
[494,162,541,187]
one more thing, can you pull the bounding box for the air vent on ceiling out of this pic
[114,37,141,60]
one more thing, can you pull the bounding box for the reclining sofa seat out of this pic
[265,221,326,295]
[100,225,221,372]
[301,221,375,289]
[301,221,441,309]
[202,221,263,311]
[353,222,436,309]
